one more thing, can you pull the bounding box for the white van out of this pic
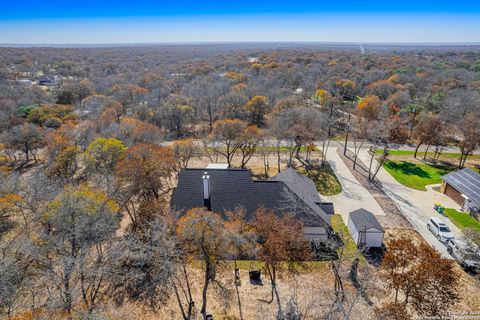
[427,217,455,242]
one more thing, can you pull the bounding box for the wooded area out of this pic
[1,44,480,319]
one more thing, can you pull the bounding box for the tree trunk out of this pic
[200,264,211,320]
[265,265,275,304]
[234,262,244,320]
[64,270,73,315]
[24,143,29,162]
[276,142,281,173]
[371,147,388,182]
[409,108,417,139]
[423,144,430,160]
[368,148,375,181]
[459,152,469,169]
[414,142,422,159]
[353,141,363,170]
[262,151,270,178]
[344,113,352,156]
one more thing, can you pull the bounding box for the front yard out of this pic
[376,148,480,191]
[444,208,480,232]
[382,159,452,191]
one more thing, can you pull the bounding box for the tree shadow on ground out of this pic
[385,160,431,178]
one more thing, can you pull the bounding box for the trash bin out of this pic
[249,270,262,285]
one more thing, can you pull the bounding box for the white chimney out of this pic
[202,172,210,200]
[202,172,211,210]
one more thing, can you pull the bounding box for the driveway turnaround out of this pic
[355,149,462,257]
[322,146,386,225]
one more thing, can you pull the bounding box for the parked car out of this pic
[427,217,455,242]
[447,239,480,270]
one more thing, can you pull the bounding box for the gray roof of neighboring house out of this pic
[349,209,384,232]
[443,168,480,204]
[170,168,332,229]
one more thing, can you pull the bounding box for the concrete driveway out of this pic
[321,146,386,225]
[355,148,462,257]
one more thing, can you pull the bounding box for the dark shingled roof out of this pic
[349,209,384,232]
[170,168,331,229]
[269,167,330,224]
[270,168,321,202]
[442,168,480,204]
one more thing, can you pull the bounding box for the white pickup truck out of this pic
[447,239,480,271]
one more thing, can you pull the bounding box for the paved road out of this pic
[338,140,480,155]
[321,145,386,225]
[355,148,462,257]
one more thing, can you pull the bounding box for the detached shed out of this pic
[347,209,384,248]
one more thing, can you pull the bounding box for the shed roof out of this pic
[349,209,384,232]
[442,168,480,204]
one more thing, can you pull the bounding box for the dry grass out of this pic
[9,229,480,319]
[384,229,480,313]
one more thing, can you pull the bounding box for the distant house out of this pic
[171,167,334,242]
[442,168,480,216]
[206,163,230,169]
[294,88,304,95]
[347,209,384,248]
[16,79,33,86]
[38,75,57,86]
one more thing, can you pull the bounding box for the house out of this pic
[347,209,384,248]
[170,167,334,241]
[38,75,57,86]
[442,168,480,216]
[206,163,230,169]
[16,79,33,86]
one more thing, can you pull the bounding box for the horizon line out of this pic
[2,41,480,48]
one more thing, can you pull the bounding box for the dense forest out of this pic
[1,44,480,319]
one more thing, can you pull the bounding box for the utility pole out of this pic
[409,107,417,139]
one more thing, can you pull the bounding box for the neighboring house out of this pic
[38,75,57,86]
[206,163,230,169]
[16,79,33,86]
[442,168,480,216]
[347,209,384,248]
[171,167,334,242]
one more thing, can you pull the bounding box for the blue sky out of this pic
[1,0,479,44]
